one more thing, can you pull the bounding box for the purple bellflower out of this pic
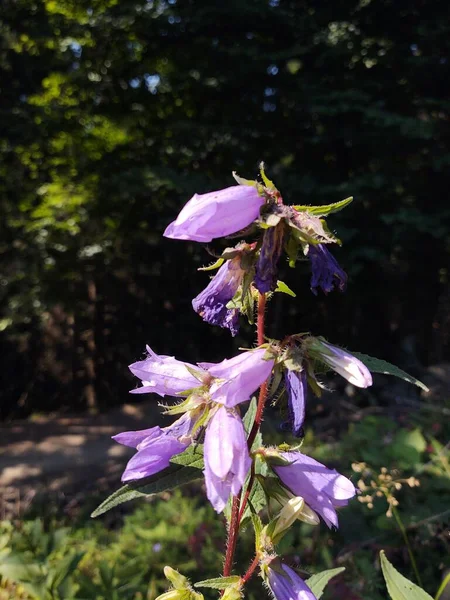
[308,244,347,295]
[266,562,317,600]
[204,406,251,513]
[129,346,203,396]
[192,255,245,336]
[113,412,193,482]
[284,370,307,437]
[273,451,356,528]
[164,185,264,243]
[307,338,373,388]
[254,224,285,293]
[200,348,274,407]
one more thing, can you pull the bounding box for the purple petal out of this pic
[308,244,347,295]
[192,257,244,336]
[254,224,285,293]
[285,370,307,436]
[311,341,373,388]
[121,436,187,482]
[112,426,163,449]
[164,185,264,242]
[207,349,274,407]
[268,564,318,600]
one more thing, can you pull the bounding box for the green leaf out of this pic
[47,552,84,590]
[198,258,224,271]
[195,576,241,590]
[91,446,204,518]
[306,567,345,599]
[275,280,296,297]
[351,352,429,391]
[293,196,353,216]
[380,551,433,600]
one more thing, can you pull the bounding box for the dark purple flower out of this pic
[254,224,285,293]
[113,413,193,482]
[192,256,245,336]
[164,185,264,242]
[204,406,251,512]
[200,348,274,407]
[285,370,307,437]
[266,562,317,600]
[308,244,347,295]
[273,451,356,528]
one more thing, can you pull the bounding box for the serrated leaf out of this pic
[275,280,296,297]
[380,551,433,600]
[195,576,241,590]
[351,352,429,391]
[293,196,353,216]
[91,448,204,518]
[306,567,345,599]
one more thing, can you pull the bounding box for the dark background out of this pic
[1,0,449,419]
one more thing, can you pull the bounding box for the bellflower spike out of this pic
[255,224,285,293]
[201,348,274,407]
[284,370,307,437]
[164,185,264,242]
[204,406,251,512]
[113,413,193,482]
[308,244,347,295]
[192,256,245,336]
[129,346,203,396]
[266,562,317,600]
[307,338,372,388]
[273,451,356,528]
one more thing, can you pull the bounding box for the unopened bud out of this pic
[221,582,243,600]
[164,566,189,589]
[266,496,319,544]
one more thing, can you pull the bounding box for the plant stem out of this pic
[391,505,423,587]
[222,293,268,578]
[241,555,260,584]
[435,571,450,600]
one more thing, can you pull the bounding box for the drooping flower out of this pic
[284,369,307,437]
[307,243,347,295]
[272,451,356,528]
[163,185,264,242]
[254,224,285,293]
[203,406,251,512]
[200,348,274,407]
[128,346,205,396]
[113,412,194,482]
[266,561,317,600]
[306,337,372,388]
[192,255,246,336]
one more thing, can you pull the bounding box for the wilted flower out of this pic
[254,224,285,293]
[204,406,251,512]
[306,337,372,388]
[272,451,356,528]
[284,370,307,437]
[265,561,317,600]
[164,185,264,242]
[129,346,203,396]
[113,412,194,482]
[200,348,274,407]
[192,255,246,336]
[308,244,347,295]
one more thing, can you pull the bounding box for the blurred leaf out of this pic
[306,567,345,598]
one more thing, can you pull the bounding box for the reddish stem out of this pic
[241,555,260,584]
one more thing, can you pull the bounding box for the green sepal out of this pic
[274,280,296,297]
[184,365,209,383]
[232,171,257,187]
[267,363,283,400]
[320,218,342,246]
[251,512,264,551]
[282,347,304,372]
[259,161,276,190]
[285,235,302,268]
[194,576,241,590]
[198,258,224,272]
[163,394,204,415]
[380,551,433,600]
[293,196,353,217]
[350,352,429,392]
[306,567,346,599]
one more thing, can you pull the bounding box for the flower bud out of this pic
[221,582,244,600]
[269,496,320,542]
[164,566,189,589]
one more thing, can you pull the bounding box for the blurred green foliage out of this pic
[1,0,449,417]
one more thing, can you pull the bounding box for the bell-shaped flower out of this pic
[129,345,205,396]
[192,256,246,336]
[200,348,274,407]
[204,406,251,512]
[308,244,347,295]
[163,185,264,243]
[306,338,372,388]
[272,451,356,528]
[284,370,307,437]
[265,561,317,600]
[113,412,194,482]
[254,224,285,293]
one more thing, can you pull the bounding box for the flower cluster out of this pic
[108,167,383,600]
